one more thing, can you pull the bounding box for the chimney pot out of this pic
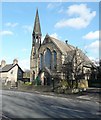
[13,59,18,65]
[1,60,6,68]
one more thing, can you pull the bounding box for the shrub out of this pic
[25,82,33,85]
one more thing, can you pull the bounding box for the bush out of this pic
[24,82,33,85]
[60,80,69,88]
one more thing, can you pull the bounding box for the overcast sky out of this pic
[0,1,100,70]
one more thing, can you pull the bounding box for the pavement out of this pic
[6,87,101,103]
[1,86,101,107]
[35,88,100,103]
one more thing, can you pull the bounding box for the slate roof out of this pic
[0,64,13,72]
[78,49,91,63]
[66,50,76,62]
[0,64,24,73]
[66,49,95,67]
[43,34,94,67]
[47,35,75,54]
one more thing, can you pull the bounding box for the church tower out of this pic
[30,9,42,81]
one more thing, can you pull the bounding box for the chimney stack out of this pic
[1,60,6,68]
[13,59,18,65]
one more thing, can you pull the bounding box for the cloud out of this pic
[84,40,99,53]
[5,22,19,27]
[41,35,45,43]
[22,25,33,32]
[47,2,62,9]
[89,56,95,61]
[88,56,99,65]
[19,59,30,71]
[83,31,99,40]
[41,33,59,43]
[84,40,100,61]
[22,48,28,52]
[85,40,99,49]
[50,33,59,39]
[55,4,96,29]
[58,7,64,13]
[89,56,99,61]
[47,3,54,9]
[0,30,13,36]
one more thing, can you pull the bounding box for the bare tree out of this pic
[61,48,86,89]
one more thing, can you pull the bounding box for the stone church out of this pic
[30,9,93,86]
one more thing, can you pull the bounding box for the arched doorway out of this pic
[39,67,51,86]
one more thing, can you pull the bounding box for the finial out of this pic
[65,40,68,44]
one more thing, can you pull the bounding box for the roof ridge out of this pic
[49,36,75,54]
[5,64,13,66]
[49,36,75,48]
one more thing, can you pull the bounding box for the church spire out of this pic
[33,8,41,35]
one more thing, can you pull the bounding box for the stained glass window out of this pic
[53,50,57,69]
[44,48,52,69]
[40,54,43,70]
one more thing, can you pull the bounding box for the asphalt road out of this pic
[1,90,101,119]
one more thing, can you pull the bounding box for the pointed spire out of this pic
[33,8,41,35]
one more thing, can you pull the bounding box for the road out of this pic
[1,90,101,119]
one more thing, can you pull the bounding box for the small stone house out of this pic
[0,59,23,86]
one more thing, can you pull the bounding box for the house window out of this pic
[18,70,22,75]
[11,70,13,74]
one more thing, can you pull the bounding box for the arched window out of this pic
[44,48,52,69]
[40,54,43,70]
[36,36,39,43]
[33,71,35,80]
[53,50,57,69]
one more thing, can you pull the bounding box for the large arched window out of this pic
[40,54,43,70]
[53,50,57,69]
[44,48,52,69]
